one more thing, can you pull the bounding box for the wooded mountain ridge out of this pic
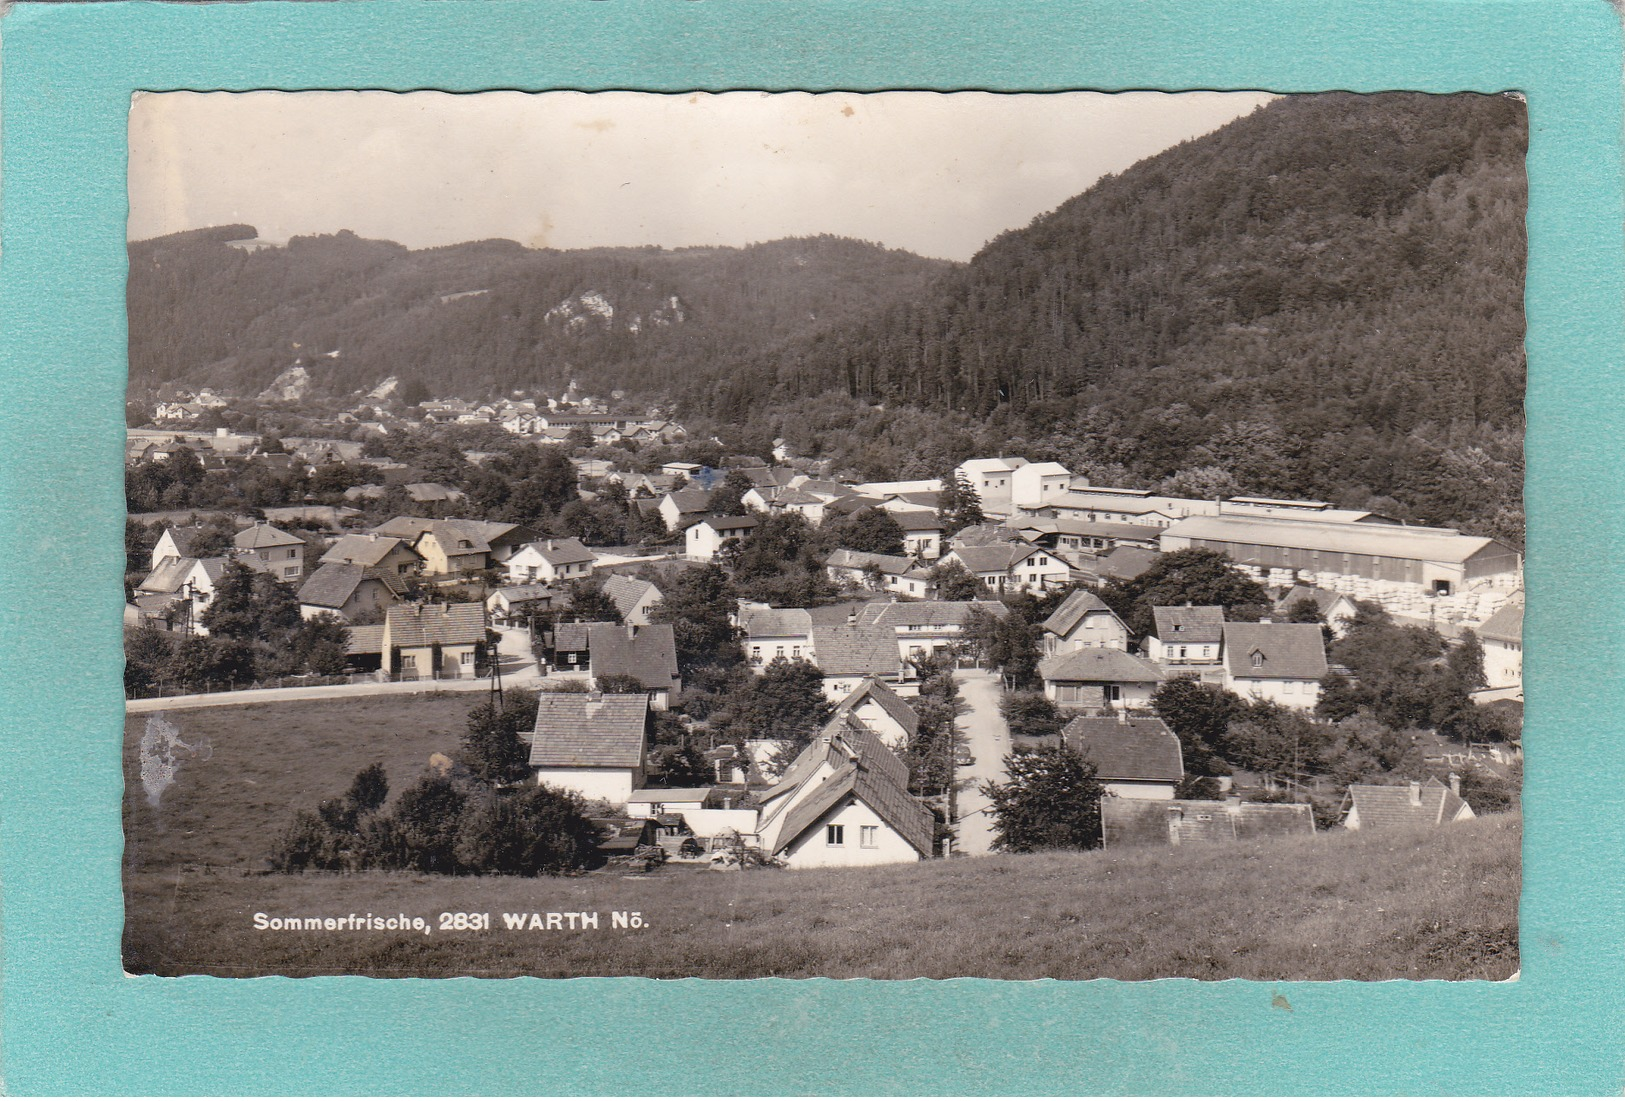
[129,92,1527,540]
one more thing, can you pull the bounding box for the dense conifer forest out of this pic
[128,92,1526,542]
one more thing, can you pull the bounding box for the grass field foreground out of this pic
[126,813,1519,980]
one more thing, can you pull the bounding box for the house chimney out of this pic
[1448,771,1461,795]
[1408,780,1422,806]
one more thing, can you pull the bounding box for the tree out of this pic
[935,470,985,537]
[980,744,1104,852]
[199,559,261,640]
[731,658,834,767]
[379,775,467,873]
[1000,690,1064,740]
[461,689,540,785]
[1151,675,1244,775]
[830,507,906,556]
[1224,702,1330,787]
[649,564,743,674]
[927,559,986,601]
[1099,548,1270,639]
[706,470,757,516]
[453,784,600,875]
[289,614,350,674]
[964,604,1042,688]
[560,580,622,624]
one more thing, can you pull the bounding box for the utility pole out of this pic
[487,628,503,708]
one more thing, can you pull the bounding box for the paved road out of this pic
[952,669,1012,857]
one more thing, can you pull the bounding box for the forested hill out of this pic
[738,92,1526,541]
[127,231,954,399]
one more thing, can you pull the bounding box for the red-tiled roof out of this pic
[1063,716,1184,783]
[528,692,649,768]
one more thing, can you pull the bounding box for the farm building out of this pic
[1157,515,1522,599]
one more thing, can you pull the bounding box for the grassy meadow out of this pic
[125,696,1519,980]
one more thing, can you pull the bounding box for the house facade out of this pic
[506,538,597,584]
[296,563,406,622]
[1477,600,1523,690]
[1037,648,1165,710]
[233,522,306,583]
[381,602,487,680]
[685,515,759,561]
[528,691,650,804]
[1220,621,1329,709]
[1063,714,1185,800]
[1041,590,1130,654]
[1142,605,1226,665]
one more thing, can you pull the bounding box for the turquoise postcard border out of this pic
[1,0,1621,1093]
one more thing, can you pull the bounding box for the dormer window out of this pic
[1250,649,1265,669]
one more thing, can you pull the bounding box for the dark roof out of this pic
[1063,716,1184,783]
[137,556,197,594]
[811,625,902,676]
[1103,798,1315,847]
[297,562,405,609]
[1277,585,1354,618]
[1097,545,1157,579]
[894,512,945,531]
[529,693,650,768]
[860,600,1008,629]
[1222,622,1329,680]
[696,514,759,532]
[157,525,204,558]
[952,523,1026,547]
[949,543,1037,574]
[491,583,558,605]
[589,623,681,690]
[1152,605,1226,644]
[664,488,712,513]
[1038,648,1165,684]
[385,602,486,648]
[1348,778,1472,829]
[233,522,302,550]
[321,534,413,568]
[1042,590,1118,637]
[770,716,932,858]
[602,575,661,619]
[821,494,887,516]
[346,624,386,656]
[551,621,604,652]
[826,549,917,575]
[1477,601,1523,644]
[522,537,596,566]
[834,678,920,739]
[739,605,814,638]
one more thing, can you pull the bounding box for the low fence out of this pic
[126,671,384,700]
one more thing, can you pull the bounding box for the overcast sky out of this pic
[129,90,1275,262]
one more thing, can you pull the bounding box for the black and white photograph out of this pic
[122,89,1525,981]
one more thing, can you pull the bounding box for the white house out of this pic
[954,457,1030,518]
[895,512,945,560]
[528,691,650,804]
[233,521,306,583]
[295,563,406,622]
[1142,605,1226,665]
[857,599,1009,667]
[1477,599,1523,690]
[1276,585,1360,637]
[1220,621,1329,709]
[940,542,1070,595]
[658,488,712,533]
[809,625,908,700]
[1041,590,1131,654]
[685,515,759,561]
[832,678,920,751]
[1063,714,1185,800]
[506,538,596,584]
[602,574,663,627]
[134,555,230,634]
[754,714,934,868]
[824,549,935,599]
[739,603,815,667]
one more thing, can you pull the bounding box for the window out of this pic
[283,566,299,579]
[860,826,878,848]
[751,646,762,663]
[791,646,801,658]
[1178,646,1187,659]
[775,646,785,659]
[1251,650,1265,669]
[287,548,299,559]
[826,825,845,846]
[460,651,474,665]
[1105,685,1122,703]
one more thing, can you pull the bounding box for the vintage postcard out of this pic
[122,88,1523,981]
[3,0,1620,1094]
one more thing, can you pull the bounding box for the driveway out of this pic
[952,669,1012,856]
